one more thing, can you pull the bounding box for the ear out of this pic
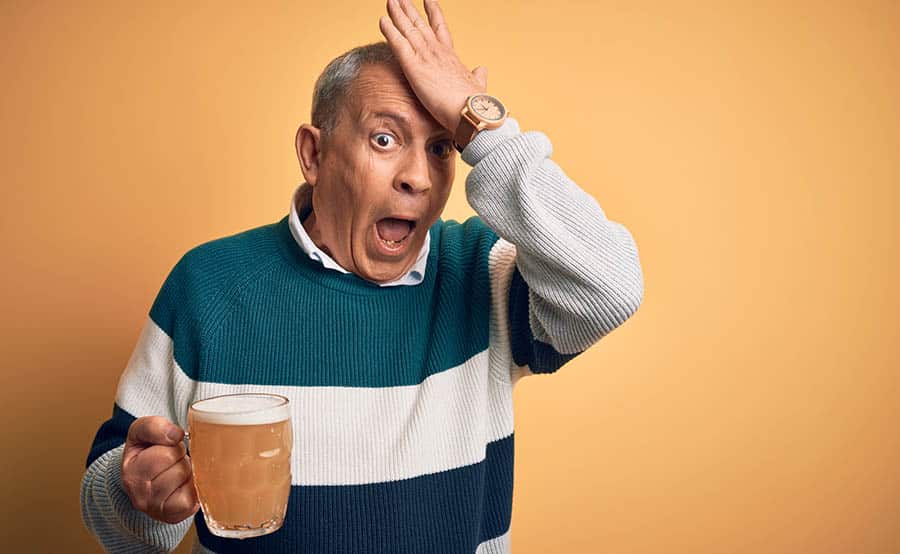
[295,123,322,186]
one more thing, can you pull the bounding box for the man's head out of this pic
[295,41,456,284]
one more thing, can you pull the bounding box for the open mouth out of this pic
[374,217,417,252]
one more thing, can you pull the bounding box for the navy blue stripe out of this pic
[532,341,579,374]
[196,433,515,554]
[85,403,136,468]
[508,267,579,374]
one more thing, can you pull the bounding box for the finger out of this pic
[424,0,453,48]
[379,15,416,60]
[127,443,187,482]
[386,0,427,52]
[126,416,184,449]
[149,455,194,519]
[398,0,434,37]
[161,472,200,524]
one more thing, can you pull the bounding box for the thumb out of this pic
[471,66,488,90]
[127,416,184,448]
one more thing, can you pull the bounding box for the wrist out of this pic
[445,90,479,132]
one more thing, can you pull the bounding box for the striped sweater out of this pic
[80,117,644,553]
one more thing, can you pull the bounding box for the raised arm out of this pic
[378,0,643,381]
[463,117,644,380]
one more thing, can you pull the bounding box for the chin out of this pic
[356,254,415,284]
[363,264,406,284]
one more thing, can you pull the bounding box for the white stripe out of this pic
[487,237,533,385]
[117,317,515,487]
[115,318,195,430]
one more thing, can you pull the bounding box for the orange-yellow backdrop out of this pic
[2,1,898,552]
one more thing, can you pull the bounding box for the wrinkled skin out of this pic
[294,62,458,284]
[294,0,489,284]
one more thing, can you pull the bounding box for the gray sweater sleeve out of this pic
[461,116,644,379]
[81,445,194,553]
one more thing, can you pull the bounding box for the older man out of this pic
[81,0,643,552]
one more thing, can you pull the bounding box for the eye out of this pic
[372,132,397,149]
[430,140,454,160]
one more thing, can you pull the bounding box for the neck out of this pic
[299,197,335,259]
[296,184,422,284]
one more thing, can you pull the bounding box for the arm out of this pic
[462,116,644,380]
[81,261,197,552]
[374,0,642,381]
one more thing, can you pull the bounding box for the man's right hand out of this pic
[121,416,200,524]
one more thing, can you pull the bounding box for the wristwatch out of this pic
[453,93,509,153]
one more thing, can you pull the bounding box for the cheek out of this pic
[316,166,357,233]
[342,157,384,232]
[432,164,454,198]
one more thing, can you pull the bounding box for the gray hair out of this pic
[311,41,400,146]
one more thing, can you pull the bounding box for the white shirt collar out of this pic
[287,183,429,287]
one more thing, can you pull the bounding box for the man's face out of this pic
[299,62,456,284]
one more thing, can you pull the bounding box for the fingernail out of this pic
[166,428,182,442]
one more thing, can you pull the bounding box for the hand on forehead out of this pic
[378,0,487,133]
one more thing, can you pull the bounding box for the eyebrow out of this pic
[367,111,451,140]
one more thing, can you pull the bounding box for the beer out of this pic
[187,393,292,539]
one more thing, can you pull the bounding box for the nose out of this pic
[393,149,431,195]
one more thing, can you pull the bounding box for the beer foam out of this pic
[190,394,290,425]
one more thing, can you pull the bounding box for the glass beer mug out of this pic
[185,393,293,539]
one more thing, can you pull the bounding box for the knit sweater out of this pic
[81,116,644,553]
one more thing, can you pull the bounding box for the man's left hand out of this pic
[379,0,488,133]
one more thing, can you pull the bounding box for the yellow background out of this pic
[2,1,898,552]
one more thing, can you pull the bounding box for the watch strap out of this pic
[453,113,479,153]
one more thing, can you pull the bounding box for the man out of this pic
[81,0,644,552]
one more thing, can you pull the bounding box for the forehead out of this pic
[347,64,445,134]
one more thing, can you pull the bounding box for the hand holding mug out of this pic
[121,416,200,524]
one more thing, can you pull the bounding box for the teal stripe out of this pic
[149,222,283,379]
[150,215,500,387]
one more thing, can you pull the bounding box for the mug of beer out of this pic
[185,393,293,539]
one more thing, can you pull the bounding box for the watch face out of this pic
[469,94,506,121]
